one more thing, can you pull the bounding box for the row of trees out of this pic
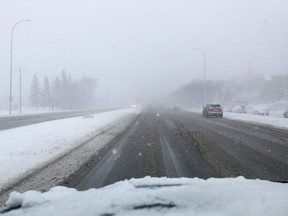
[30,71,97,110]
[167,73,288,107]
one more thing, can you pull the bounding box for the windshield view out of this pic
[0,0,288,215]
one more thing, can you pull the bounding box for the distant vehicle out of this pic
[173,105,181,111]
[203,104,223,118]
[146,104,154,109]
[223,105,232,112]
[284,110,288,118]
[250,106,269,116]
[232,105,247,113]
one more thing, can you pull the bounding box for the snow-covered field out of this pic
[0,107,288,215]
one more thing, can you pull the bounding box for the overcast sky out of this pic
[0,0,288,107]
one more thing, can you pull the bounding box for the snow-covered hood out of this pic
[1,177,288,216]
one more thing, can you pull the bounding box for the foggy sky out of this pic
[0,0,288,108]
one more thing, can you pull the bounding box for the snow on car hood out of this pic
[1,177,287,216]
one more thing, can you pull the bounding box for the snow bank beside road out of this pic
[0,108,140,191]
[1,177,287,216]
[224,112,288,129]
[187,108,288,130]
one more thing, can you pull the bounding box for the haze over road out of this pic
[63,108,288,190]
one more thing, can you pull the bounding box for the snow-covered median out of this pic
[0,108,140,191]
[1,177,287,216]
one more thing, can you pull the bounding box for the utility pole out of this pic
[19,68,22,114]
[286,70,288,108]
[19,68,26,114]
[51,77,54,111]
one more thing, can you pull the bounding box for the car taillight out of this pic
[208,108,213,111]
[220,108,223,111]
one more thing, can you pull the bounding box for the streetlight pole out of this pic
[9,19,30,114]
[192,48,207,106]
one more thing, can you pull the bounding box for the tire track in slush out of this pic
[156,112,220,179]
[72,109,220,190]
[76,121,140,190]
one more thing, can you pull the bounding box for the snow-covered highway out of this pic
[0,107,288,215]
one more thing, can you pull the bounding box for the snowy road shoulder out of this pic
[223,112,288,130]
[186,108,288,130]
[1,177,287,216]
[0,108,140,193]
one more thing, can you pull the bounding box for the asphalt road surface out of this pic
[63,107,288,190]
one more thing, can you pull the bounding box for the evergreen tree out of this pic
[30,70,98,110]
[30,74,42,110]
[53,76,62,109]
[42,76,51,109]
[79,77,97,108]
